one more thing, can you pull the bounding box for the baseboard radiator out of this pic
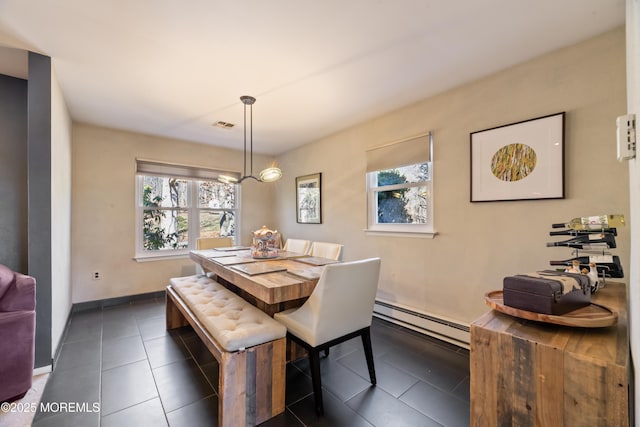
[373,299,470,349]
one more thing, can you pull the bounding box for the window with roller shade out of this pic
[135,159,241,259]
[365,133,434,235]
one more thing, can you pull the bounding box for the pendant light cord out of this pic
[234,95,280,183]
[249,101,253,177]
[243,99,247,178]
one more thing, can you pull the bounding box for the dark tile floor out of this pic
[33,295,470,426]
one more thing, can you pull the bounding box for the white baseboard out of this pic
[374,299,470,349]
[33,365,52,376]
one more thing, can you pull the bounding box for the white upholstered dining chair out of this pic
[283,238,311,255]
[307,241,343,261]
[274,257,381,415]
[195,237,234,275]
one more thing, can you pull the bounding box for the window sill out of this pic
[363,229,438,239]
[134,252,190,262]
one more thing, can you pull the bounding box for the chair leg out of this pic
[308,348,324,416]
[361,328,377,385]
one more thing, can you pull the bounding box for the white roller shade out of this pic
[366,132,432,172]
[136,159,240,181]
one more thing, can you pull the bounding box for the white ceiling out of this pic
[0,0,626,155]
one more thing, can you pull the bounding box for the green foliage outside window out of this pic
[142,185,178,250]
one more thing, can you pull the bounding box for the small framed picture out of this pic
[296,173,322,224]
[470,112,565,202]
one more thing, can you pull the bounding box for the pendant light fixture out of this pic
[218,96,282,184]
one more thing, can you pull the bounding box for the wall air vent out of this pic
[213,121,235,129]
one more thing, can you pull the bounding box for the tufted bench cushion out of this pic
[170,275,286,352]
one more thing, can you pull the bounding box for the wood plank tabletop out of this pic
[189,250,327,306]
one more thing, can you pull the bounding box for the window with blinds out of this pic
[365,133,434,236]
[135,159,240,259]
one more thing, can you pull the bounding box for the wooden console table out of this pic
[470,282,629,426]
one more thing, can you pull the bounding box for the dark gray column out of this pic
[28,52,52,369]
[0,74,28,272]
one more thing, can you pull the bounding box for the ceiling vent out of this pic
[213,121,235,129]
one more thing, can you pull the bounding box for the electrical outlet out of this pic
[92,271,101,280]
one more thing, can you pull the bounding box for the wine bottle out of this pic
[587,262,600,292]
[551,214,625,230]
[549,228,617,237]
[549,255,624,278]
[546,233,616,249]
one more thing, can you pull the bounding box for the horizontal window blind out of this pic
[136,159,240,181]
[366,132,431,172]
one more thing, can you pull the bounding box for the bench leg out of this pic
[166,291,189,330]
[218,338,286,427]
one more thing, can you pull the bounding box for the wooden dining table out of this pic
[189,248,338,316]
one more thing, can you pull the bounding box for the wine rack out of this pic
[546,225,624,292]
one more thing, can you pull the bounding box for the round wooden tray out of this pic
[485,290,618,328]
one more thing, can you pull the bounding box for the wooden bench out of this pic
[165,275,287,427]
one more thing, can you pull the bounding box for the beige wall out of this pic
[51,68,72,354]
[273,27,629,325]
[71,125,277,303]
